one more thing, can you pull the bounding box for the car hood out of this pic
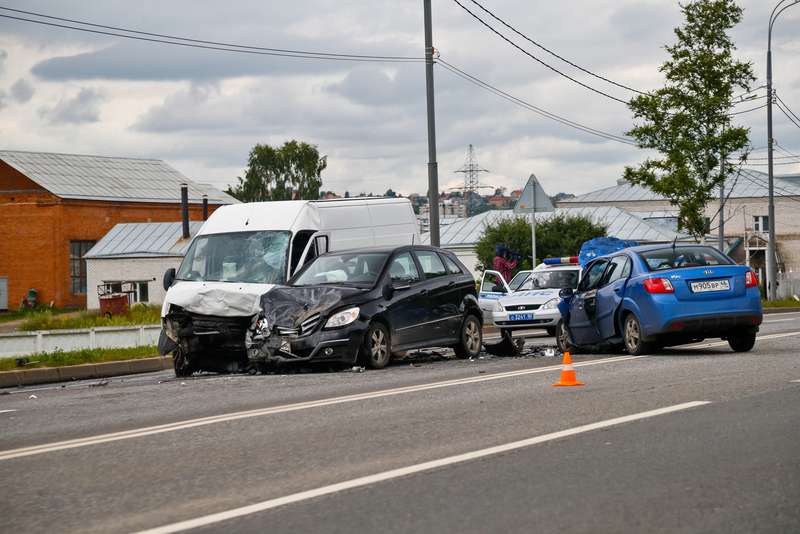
[500,288,561,305]
[163,281,273,317]
[259,285,366,328]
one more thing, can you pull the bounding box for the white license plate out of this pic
[690,279,730,293]
[508,313,534,321]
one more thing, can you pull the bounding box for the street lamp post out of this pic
[766,0,800,300]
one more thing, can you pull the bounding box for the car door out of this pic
[479,270,510,324]
[594,255,632,339]
[382,251,428,348]
[414,249,458,342]
[568,259,609,345]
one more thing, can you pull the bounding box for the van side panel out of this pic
[316,201,376,251]
[366,201,419,246]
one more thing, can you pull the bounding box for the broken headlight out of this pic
[254,316,270,338]
[324,307,360,329]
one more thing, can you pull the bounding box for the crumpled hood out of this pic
[499,288,561,306]
[260,285,364,327]
[163,281,272,317]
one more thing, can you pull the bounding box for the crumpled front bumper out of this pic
[246,319,367,365]
[491,308,561,329]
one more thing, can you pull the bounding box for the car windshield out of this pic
[176,231,290,284]
[521,270,580,290]
[638,246,732,271]
[292,252,389,287]
[508,271,531,291]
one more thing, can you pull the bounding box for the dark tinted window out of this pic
[638,246,732,271]
[415,250,448,279]
[388,252,420,284]
[441,254,463,274]
[601,256,631,286]
[579,260,608,292]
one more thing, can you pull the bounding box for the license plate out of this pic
[690,279,730,293]
[508,313,534,321]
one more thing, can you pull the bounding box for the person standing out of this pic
[492,244,518,282]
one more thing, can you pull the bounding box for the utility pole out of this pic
[718,151,725,252]
[423,0,440,246]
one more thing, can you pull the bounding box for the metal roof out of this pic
[85,221,204,259]
[0,150,237,204]
[420,206,691,247]
[560,169,800,204]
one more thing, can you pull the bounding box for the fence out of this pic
[776,273,800,301]
[0,324,161,359]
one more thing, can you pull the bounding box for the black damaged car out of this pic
[246,245,483,369]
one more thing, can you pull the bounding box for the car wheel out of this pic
[545,326,557,337]
[360,322,391,369]
[555,320,575,353]
[172,346,194,378]
[728,331,756,352]
[454,314,482,359]
[623,314,651,356]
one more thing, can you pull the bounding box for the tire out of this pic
[545,326,557,337]
[728,331,756,352]
[623,313,652,356]
[172,346,194,378]
[555,320,574,353]
[453,314,483,359]
[359,322,391,369]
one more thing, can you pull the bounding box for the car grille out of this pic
[504,304,541,311]
[190,313,251,337]
[276,313,322,337]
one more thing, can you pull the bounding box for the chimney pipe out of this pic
[202,194,208,221]
[180,183,189,239]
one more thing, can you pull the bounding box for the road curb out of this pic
[763,307,800,314]
[0,356,172,389]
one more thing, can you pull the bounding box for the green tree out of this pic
[624,0,755,239]
[226,140,327,202]
[384,188,397,198]
[475,214,606,272]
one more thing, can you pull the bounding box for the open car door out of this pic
[478,270,511,324]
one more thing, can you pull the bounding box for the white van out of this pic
[159,197,419,373]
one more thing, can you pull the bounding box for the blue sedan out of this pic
[556,244,763,355]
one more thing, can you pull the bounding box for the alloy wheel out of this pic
[370,328,388,364]
[625,316,641,352]
[465,318,481,354]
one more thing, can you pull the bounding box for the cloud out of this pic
[0,89,6,110]
[39,88,105,124]
[10,78,35,103]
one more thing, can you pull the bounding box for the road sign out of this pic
[513,174,554,214]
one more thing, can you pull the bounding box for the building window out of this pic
[102,281,150,304]
[70,241,95,294]
[753,215,769,233]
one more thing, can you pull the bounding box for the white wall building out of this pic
[85,222,202,310]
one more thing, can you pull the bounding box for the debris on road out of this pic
[350,366,366,373]
[28,394,38,399]
[89,380,109,388]
[484,331,525,356]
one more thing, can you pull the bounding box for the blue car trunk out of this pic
[663,265,748,302]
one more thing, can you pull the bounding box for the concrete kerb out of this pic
[0,356,172,389]
[763,307,800,314]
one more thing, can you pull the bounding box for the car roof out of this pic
[319,244,451,256]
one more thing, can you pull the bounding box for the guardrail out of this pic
[0,324,162,359]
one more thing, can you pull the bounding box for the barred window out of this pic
[70,241,95,294]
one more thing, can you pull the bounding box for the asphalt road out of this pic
[1,312,799,533]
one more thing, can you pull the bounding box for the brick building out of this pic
[0,150,236,310]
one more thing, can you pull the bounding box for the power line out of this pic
[729,103,767,116]
[775,93,800,124]
[775,100,800,131]
[775,143,800,160]
[436,58,637,145]
[0,9,423,63]
[449,0,629,104]
[739,171,800,204]
[464,0,644,95]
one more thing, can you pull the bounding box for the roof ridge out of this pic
[0,149,162,162]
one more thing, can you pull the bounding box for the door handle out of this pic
[447,281,455,287]
[613,287,621,294]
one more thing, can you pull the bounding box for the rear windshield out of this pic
[638,246,732,271]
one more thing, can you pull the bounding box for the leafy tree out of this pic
[226,140,327,202]
[624,0,754,238]
[475,214,606,272]
[384,188,397,198]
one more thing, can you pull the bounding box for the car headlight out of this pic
[324,307,360,329]
[540,298,559,310]
[493,301,504,312]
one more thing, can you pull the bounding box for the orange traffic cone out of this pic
[552,351,584,387]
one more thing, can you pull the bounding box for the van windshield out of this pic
[176,231,290,284]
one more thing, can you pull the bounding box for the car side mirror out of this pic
[163,268,176,291]
[559,287,574,299]
[382,283,394,300]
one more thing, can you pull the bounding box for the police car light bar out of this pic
[543,256,579,265]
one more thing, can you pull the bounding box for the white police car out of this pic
[478,257,582,336]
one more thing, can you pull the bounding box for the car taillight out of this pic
[643,277,675,294]
[745,270,758,288]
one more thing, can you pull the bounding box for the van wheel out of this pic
[623,314,652,356]
[728,331,756,352]
[172,346,194,377]
[359,322,391,369]
[454,314,482,359]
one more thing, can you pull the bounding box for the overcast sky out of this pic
[0,1,798,197]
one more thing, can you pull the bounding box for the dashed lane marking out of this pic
[135,401,711,534]
[0,410,16,414]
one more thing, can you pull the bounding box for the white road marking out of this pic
[0,355,645,461]
[0,410,16,414]
[791,380,800,383]
[764,318,798,323]
[136,401,710,534]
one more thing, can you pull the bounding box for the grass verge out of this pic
[0,345,159,372]
[0,307,73,324]
[762,298,800,308]
[19,304,161,331]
